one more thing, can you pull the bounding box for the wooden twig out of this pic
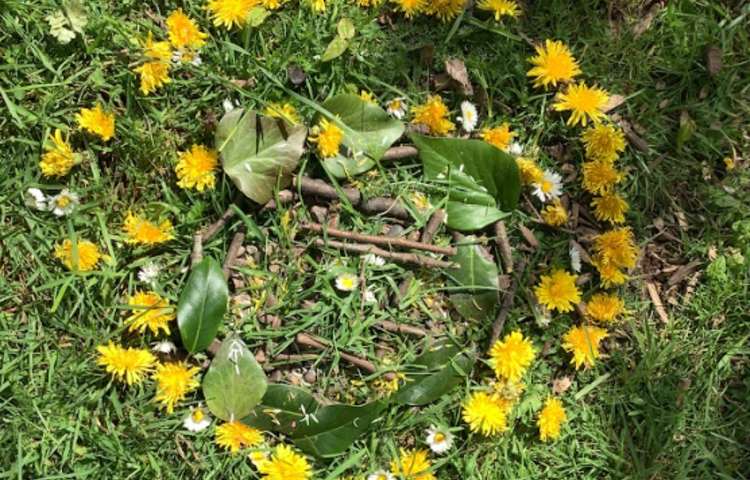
[378,320,428,337]
[489,258,528,347]
[296,333,395,380]
[222,227,246,280]
[421,209,445,245]
[390,273,414,307]
[201,193,244,242]
[301,222,456,256]
[313,238,455,269]
[360,197,412,221]
[646,282,670,323]
[493,220,513,273]
[518,224,540,250]
[294,176,361,204]
[381,145,419,162]
[190,234,203,269]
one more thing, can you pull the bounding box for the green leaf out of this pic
[177,257,228,354]
[447,237,500,321]
[290,401,386,458]
[445,202,511,232]
[216,109,307,204]
[337,18,356,39]
[676,111,696,150]
[202,336,268,422]
[65,0,88,33]
[411,134,521,212]
[242,384,320,434]
[393,340,476,405]
[315,94,405,178]
[246,7,272,27]
[321,36,349,62]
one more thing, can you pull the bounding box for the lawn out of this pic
[1,0,750,479]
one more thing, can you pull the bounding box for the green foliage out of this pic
[177,257,228,354]
[446,237,500,322]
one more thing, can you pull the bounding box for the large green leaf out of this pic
[393,339,476,406]
[290,401,386,458]
[314,94,405,178]
[177,257,228,354]
[202,336,267,422]
[242,384,320,434]
[216,109,307,204]
[447,237,500,322]
[411,134,521,230]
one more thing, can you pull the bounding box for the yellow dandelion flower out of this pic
[542,200,569,227]
[586,292,628,323]
[591,192,629,224]
[591,254,629,287]
[359,90,377,104]
[534,269,581,313]
[554,82,610,127]
[527,40,582,90]
[581,124,626,162]
[537,396,566,442]
[390,449,435,480]
[257,444,313,480]
[411,95,455,136]
[263,0,286,8]
[581,159,627,195]
[357,0,385,6]
[215,421,263,454]
[306,0,326,11]
[390,0,425,17]
[488,331,536,382]
[410,191,430,210]
[263,102,299,124]
[477,0,521,20]
[517,157,544,184]
[309,118,344,158]
[424,0,464,21]
[55,239,110,271]
[724,157,735,170]
[133,32,172,95]
[152,362,201,413]
[562,324,608,370]
[40,129,79,177]
[480,123,516,151]
[76,104,115,141]
[462,391,509,436]
[166,9,208,49]
[96,341,156,385]
[592,227,639,270]
[175,144,220,192]
[207,0,259,28]
[126,291,176,336]
[123,212,175,245]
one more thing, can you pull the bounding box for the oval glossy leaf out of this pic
[445,202,511,232]
[411,134,521,211]
[202,336,267,422]
[216,109,307,204]
[177,257,228,354]
[393,340,476,406]
[337,18,355,39]
[447,237,500,321]
[290,401,386,458]
[322,36,349,62]
[242,384,320,434]
[315,94,405,178]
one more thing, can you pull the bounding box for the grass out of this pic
[1,0,750,478]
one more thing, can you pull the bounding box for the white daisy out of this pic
[363,253,386,267]
[183,407,212,432]
[364,288,377,303]
[151,340,177,354]
[249,449,269,468]
[367,470,395,480]
[457,101,478,132]
[48,189,79,216]
[335,272,360,292]
[138,263,161,286]
[570,246,582,273]
[25,188,47,211]
[532,170,563,202]
[508,142,523,157]
[386,98,406,119]
[222,99,237,113]
[189,52,202,66]
[426,425,454,454]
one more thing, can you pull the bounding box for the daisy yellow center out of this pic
[192,409,205,422]
[541,181,553,193]
[390,99,401,110]
[57,196,70,207]
[434,432,445,443]
[341,277,355,289]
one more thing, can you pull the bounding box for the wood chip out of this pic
[552,376,572,395]
[518,224,540,250]
[666,260,702,287]
[601,94,626,113]
[646,282,670,323]
[445,57,474,96]
[704,45,722,76]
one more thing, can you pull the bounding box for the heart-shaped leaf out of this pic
[177,257,228,354]
[314,94,405,178]
[393,339,476,405]
[411,134,521,225]
[242,384,320,434]
[447,237,500,322]
[216,109,307,204]
[322,37,349,62]
[337,18,355,39]
[445,202,511,232]
[290,400,386,458]
[202,336,267,422]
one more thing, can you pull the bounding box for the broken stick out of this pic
[312,238,455,269]
[489,258,528,347]
[296,333,395,380]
